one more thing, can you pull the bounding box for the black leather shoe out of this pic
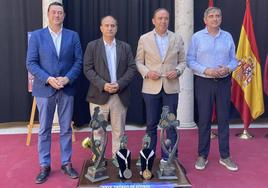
[61,163,79,179]
[35,166,51,184]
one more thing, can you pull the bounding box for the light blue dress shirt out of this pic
[48,26,62,57]
[187,27,238,78]
[104,39,117,82]
[154,29,169,61]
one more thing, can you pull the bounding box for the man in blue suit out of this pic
[26,2,82,184]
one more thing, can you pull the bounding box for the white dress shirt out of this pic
[104,39,117,82]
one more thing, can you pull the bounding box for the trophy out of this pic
[116,135,132,179]
[139,134,155,180]
[157,106,180,180]
[82,107,109,182]
[136,134,151,166]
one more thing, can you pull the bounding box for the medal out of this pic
[140,150,154,180]
[123,168,132,179]
[142,168,152,180]
[117,150,132,179]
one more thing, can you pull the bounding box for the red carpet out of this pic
[0,129,268,188]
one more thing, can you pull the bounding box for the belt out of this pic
[195,75,231,82]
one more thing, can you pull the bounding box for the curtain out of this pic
[1,0,267,125]
[63,0,175,126]
[0,0,42,123]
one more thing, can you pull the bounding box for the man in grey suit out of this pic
[26,2,82,184]
[83,16,136,166]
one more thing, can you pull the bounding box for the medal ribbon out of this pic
[117,150,130,167]
[140,150,154,169]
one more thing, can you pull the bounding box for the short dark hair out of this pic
[48,2,64,12]
[153,8,169,18]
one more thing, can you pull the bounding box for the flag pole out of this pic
[210,131,217,139]
[263,55,268,138]
[211,101,217,139]
[208,0,216,140]
[235,129,254,139]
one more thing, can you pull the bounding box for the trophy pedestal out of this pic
[157,171,177,180]
[77,159,191,188]
[157,160,179,180]
[157,163,177,180]
[85,166,109,183]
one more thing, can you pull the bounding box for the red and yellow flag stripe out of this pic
[231,0,264,128]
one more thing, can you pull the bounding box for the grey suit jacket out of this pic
[83,38,137,107]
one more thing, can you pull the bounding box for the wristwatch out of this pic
[176,69,181,77]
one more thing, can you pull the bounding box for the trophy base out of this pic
[157,170,178,180]
[157,161,178,180]
[77,159,191,188]
[85,166,109,183]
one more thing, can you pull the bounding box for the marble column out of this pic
[42,0,62,124]
[175,0,196,128]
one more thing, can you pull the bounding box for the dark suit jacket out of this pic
[26,27,83,97]
[83,38,137,107]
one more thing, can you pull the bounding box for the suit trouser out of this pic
[36,90,73,167]
[143,89,178,160]
[90,94,126,157]
[195,75,231,159]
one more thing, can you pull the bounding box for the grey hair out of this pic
[100,15,118,26]
[204,7,222,18]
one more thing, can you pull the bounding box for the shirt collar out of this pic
[48,26,63,36]
[153,29,168,37]
[204,27,222,37]
[103,38,116,47]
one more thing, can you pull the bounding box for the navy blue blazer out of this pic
[26,27,82,97]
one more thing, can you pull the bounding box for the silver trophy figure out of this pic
[136,134,151,166]
[82,107,109,182]
[116,135,132,179]
[157,106,180,180]
[139,134,155,180]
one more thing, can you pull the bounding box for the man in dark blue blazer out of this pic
[26,2,82,184]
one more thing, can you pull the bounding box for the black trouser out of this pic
[195,75,231,159]
[143,89,178,160]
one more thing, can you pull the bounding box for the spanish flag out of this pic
[231,0,264,129]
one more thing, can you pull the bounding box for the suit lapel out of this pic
[149,31,162,61]
[116,40,121,70]
[44,27,57,57]
[59,28,66,59]
[162,31,174,62]
[99,39,109,68]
